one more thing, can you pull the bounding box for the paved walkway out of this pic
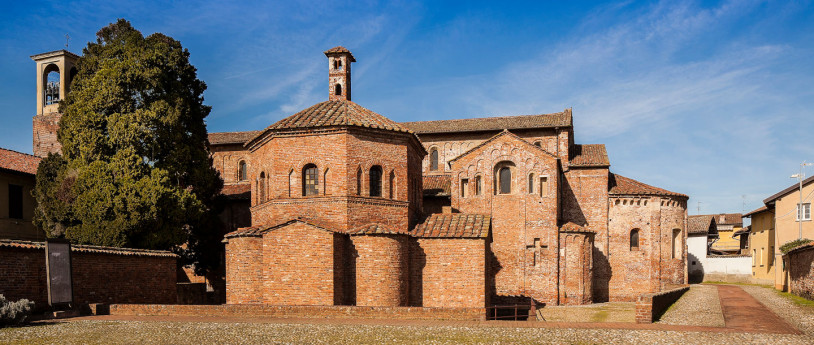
[52,285,801,335]
[716,284,800,334]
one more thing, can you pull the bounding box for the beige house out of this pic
[0,148,43,241]
[763,175,814,290]
[708,213,744,254]
[743,205,775,285]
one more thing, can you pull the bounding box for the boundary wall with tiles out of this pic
[109,303,486,321]
[634,286,689,323]
[0,240,177,308]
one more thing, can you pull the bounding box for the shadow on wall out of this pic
[687,252,704,284]
[560,176,587,227]
[592,246,611,302]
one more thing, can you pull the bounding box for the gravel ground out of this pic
[538,302,635,323]
[1,320,812,345]
[740,285,814,336]
[658,285,725,327]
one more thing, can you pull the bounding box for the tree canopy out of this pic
[34,19,223,271]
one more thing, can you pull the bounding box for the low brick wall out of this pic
[787,244,814,300]
[634,286,689,323]
[109,304,486,321]
[0,240,177,308]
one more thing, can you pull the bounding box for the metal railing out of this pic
[485,300,542,321]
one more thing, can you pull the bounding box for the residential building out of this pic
[0,148,43,241]
[743,205,775,285]
[763,175,814,290]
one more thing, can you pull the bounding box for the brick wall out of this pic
[635,286,688,323]
[352,234,408,307]
[32,113,62,157]
[0,242,176,308]
[225,236,263,304]
[787,245,814,300]
[413,238,487,308]
[559,231,593,305]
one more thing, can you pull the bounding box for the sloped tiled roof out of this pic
[221,183,251,200]
[324,46,356,62]
[410,213,490,238]
[764,175,814,204]
[346,223,408,235]
[247,100,412,146]
[424,175,452,196]
[0,239,176,257]
[688,215,717,235]
[608,173,687,198]
[224,218,339,238]
[569,144,610,167]
[0,147,41,175]
[400,110,572,134]
[743,205,770,218]
[208,131,262,145]
[713,213,743,227]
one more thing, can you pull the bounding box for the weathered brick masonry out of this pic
[785,242,814,300]
[0,240,176,307]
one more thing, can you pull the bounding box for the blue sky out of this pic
[1,0,812,217]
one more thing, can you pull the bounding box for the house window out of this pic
[475,175,482,196]
[630,229,640,251]
[760,248,765,267]
[258,172,266,202]
[8,184,23,219]
[528,173,535,194]
[497,166,512,194]
[796,203,811,221]
[461,178,469,198]
[430,149,439,171]
[356,168,362,195]
[303,164,319,196]
[672,229,681,259]
[238,161,247,181]
[752,249,756,266]
[540,176,548,197]
[369,165,382,197]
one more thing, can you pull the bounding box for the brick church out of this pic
[31,47,688,309]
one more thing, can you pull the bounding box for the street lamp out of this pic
[791,161,813,240]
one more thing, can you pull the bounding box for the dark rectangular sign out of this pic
[46,240,73,305]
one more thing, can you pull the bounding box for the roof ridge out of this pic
[0,146,41,159]
[400,111,568,125]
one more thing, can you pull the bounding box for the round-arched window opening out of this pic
[630,229,640,250]
[43,64,61,105]
[430,148,439,171]
[238,161,247,181]
[369,165,383,197]
[335,84,342,96]
[303,164,319,196]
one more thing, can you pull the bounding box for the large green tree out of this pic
[34,19,223,271]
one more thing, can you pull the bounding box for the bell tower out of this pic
[324,46,355,101]
[30,50,79,157]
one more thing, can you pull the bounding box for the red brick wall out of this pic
[352,235,408,307]
[414,238,487,308]
[32,113,62,157]
[635,286,688,323]
[0,245,176,307]
[787,246,814,300]
[262,222,339,305]
[225,236,263,304]
[559,232,593,305]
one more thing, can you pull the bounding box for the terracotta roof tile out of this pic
[743,205,770,218]
[410,213,490,238]
[0,147,41,175]
[224,218,339,238]
[208,131,262,145]
[400,110,572,134]
[688,215,717,235]
[423,175,452,196]
[709,213,743,227]
[569,144,610,167]
[608,173,687,198]
[0,239,176,257]
[324,46,356,62]
[221,183,251,200]
[346,223,408,235]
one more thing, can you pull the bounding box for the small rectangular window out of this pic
[540,177,548,197]
[474,176,481,196]
[8,184,23,219]
[461,179,469,198]
[797,203,811,221]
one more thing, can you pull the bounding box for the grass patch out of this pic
[589,309,609,323]
[773,289,814,309]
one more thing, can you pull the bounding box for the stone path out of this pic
[716,284,800,334]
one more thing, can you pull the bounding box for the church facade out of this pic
[29,46,688,309]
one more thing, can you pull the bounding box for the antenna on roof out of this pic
[742,195,747,212]
[65,33,70,49]
[697,201,702,214]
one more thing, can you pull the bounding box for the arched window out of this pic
[334,59,343,70]
[303,164,319,196]
[533,141,542,147]
[369,165,383,197]
[528,173,535,194]
[430,148,439,171]
[540,176,548,197]
[335,84,342,96]
[497,165,513,194]
[356,167,362,195]
[630,229,640,251]
[389,171,395,199]
[288,169,293,197]
[238,161,247,181]
[323,168,329,195]
[672,229,681,259]
[259,172,266,202]
[475,175,482,196]
[44,64,60,105]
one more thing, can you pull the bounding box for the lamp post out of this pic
[791,161,813,240]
